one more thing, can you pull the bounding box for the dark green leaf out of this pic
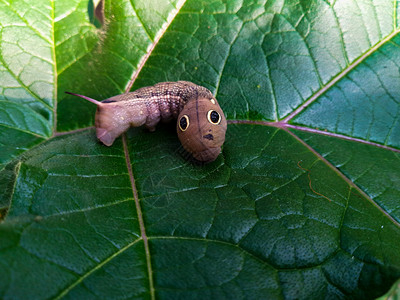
[1,0,400,299]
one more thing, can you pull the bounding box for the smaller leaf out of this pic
[377,278,400,300]
[89,0,105,27]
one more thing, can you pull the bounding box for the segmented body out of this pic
[103,81,213,130]
[67,81,227,163]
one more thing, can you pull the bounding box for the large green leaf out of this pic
[1,0,400,299]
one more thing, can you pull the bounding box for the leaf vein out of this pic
[53,239,142,299]
[283,15,400,122]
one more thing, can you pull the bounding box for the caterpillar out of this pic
[66,81,227,163]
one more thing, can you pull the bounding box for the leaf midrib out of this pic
[118,2,189,298]
[122,134,155,299]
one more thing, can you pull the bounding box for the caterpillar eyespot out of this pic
[207,110,221,124]
[179,115,189,131]
[66,81,227,163]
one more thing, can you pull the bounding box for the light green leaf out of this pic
[378,278,400,300]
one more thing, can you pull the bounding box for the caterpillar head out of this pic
[177,97,227,163]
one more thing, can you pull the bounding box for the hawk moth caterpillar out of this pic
[66,81,227,163]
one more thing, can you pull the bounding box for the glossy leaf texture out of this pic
[1,0,400,299]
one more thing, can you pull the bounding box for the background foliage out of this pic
[1,0,400,299]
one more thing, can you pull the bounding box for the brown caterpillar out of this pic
[66,81,227,163]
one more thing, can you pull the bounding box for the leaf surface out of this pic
[1,0,400,299]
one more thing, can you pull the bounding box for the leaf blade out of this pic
[1,0,400,298]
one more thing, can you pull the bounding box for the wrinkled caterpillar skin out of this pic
[66,81,227,163]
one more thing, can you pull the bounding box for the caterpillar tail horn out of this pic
[65,91,104,106]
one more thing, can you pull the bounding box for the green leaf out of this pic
[56,0,184,131]
[1,0,400,299]
[0,0,55,168]
[378,278,400,300]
